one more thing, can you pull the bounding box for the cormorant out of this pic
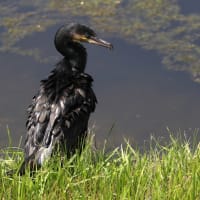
[19,23,113,175]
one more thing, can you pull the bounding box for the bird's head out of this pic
[69,23,113,49]
[54,23,113,72]
[54,23,113,56]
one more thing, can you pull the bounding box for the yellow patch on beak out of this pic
[72,33,88,42]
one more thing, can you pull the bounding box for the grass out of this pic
[0,134,200,200]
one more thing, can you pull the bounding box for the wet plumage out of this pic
[19,23,113,175]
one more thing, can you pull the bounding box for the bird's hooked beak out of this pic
[88,36,113,50]
[73,34,113,50]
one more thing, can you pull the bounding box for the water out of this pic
[0,0,200,148]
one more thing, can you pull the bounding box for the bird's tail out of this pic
[6,135,57,176]
[18,135,55,175]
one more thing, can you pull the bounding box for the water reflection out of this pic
[0,0,200,147]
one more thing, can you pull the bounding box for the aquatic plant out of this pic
[1,0,200,82]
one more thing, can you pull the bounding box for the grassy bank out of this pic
[0,135,200,200]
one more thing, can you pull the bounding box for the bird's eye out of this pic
[85,33,90,39]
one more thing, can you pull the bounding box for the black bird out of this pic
[19,23,113,175]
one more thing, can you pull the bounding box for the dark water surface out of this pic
[0,0,200,148]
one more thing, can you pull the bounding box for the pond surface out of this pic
[0,0,200,148]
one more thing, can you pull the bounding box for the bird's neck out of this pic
[56,40,87,73]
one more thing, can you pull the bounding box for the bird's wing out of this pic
[63,87,97,128]
[61,73,97,128]
[24,88,52,159]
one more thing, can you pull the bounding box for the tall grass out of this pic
[0,134,200,200]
